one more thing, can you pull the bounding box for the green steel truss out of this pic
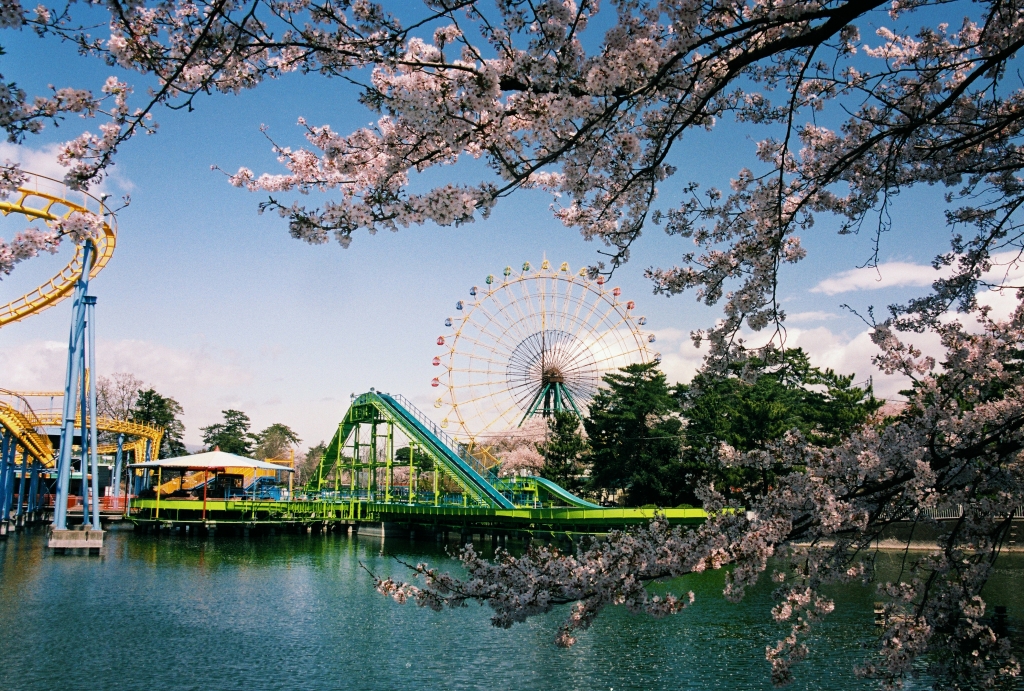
[305,392,599,510]
[519,380,583,425]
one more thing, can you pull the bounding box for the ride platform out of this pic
[127,497,706,537]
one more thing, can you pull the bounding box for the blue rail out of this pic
[386,393,501,486]
[375,394,515,509]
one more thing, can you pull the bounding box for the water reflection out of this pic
[0,528,1020,691]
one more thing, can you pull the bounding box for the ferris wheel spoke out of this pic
[457,304,524,350]
[451,386,518,410]
[572,290,616,341]
[509,278,545,337]
[554,278,584,334]
[587,319,649,360]
[590,345,649,367]
[547,331,590,366]
[451,332,517,360]
[450,355,516,372]
[451,375,526,390]
[468,282,536,331]
[576,299,628,347]
[443,261,650,439]
[463,294,529,344]
[491,280,533,338]
[473,395,537,436]
[551,279,583,331]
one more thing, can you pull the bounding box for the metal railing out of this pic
[879,504,1024,521]
[921,505,1024,520]
[385,393,501,487]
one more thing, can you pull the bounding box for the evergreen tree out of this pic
[130,389,188,457]
[253,423,301,460]
[675,348,882,502]
[538,412,588,495]
[200,409,255,456]
[584,363,683,506]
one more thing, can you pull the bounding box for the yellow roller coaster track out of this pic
[0,172,116,327]
[0,390,163,468]
[0,401,54,465]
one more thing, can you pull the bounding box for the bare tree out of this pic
[96,372,144,421]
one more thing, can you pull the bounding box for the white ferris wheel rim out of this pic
[432,260,659,444]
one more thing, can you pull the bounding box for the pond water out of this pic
[1,527,1021,691]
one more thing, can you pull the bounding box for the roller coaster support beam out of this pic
[132,439,152,495]
[85,296,100,529]
[0,432,8,530]
[112,433,124,502]
[370,421,378,501]
[16,447,28,522]
[27,459,39,514]
[53,242,93,531]
[385,421,393,503]
[0,430,12,536]
[78,316,90,524]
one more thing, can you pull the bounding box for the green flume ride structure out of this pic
[128,391,707,534]
[308,391,599,509]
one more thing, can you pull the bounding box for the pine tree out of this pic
[200,409,255,456]
[538,412,588,495]
[584,363,683,507]
[131,389,187,457]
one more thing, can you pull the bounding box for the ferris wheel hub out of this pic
[506,328,598,416]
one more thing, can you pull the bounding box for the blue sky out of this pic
[2,17,1015,449]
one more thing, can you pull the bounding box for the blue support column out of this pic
[28,459,39,513]
[85,296,100,528]
[142,439,153,491]
[112,433,124,499]
[0,435,15,530]
[53,241,93,531]
[4,445,15,518]
[0,431,9,526]
[78,340,90,525]
[16,448,28,518]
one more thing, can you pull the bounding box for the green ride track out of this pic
[129,391,706,535]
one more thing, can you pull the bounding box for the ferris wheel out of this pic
[431,259,658,443]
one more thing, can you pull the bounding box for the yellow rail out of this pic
[0,401,54,464]
[0,390,163,468]
[157,470,212,495]
[0,173,116,327]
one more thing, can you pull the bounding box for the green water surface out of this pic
[1,527,1021,691]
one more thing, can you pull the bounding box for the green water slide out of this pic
[528,475,602,508]
[376,393,515,509]
[308,391,602,510]
[308,392,515,509]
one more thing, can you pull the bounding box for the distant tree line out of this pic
[97,372,187,457]
[97,373,305,465]
[534,350,881,508]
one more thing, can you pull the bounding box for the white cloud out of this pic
[0,338,252,444]
[811,251,1024,298]
[811,261,949,295]
[651,327,706,384]
[785,311,839,323]
[787,326,940,399]
[100,339,251,391]
[0,142,131,196]
[976,258,1024,321]
[650,323,943,400]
